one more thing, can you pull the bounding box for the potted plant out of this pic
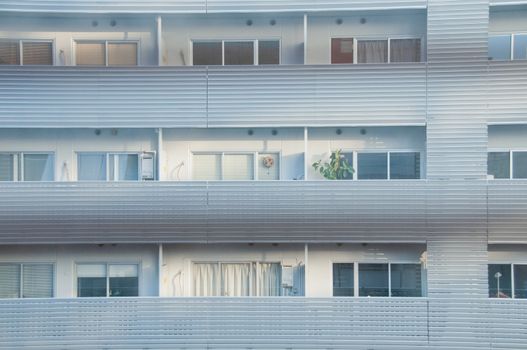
[312,149,354,180]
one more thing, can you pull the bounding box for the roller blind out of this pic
[108,43,138,66]
[0,41,20,65]
[22,42,53,65]
[22,264,53,298]
[0,264,20,298]
[76,42,105,66]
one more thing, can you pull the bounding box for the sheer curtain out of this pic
[258,263,281,296]
[23,154,54,181]
[390,39,421,63]
[193,263,219,296]
[357,40,388,63]
[78,154,107,181]
[221,263,251,296]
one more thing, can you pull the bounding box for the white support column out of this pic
[156,15,163,66]
[157,128,163,181]
[304,243,309,297]
[303,14,308,64]
[158,243,163,296]
[304,127,308,180]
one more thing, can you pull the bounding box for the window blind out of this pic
[22,42,53,65]
[108,43,137,66]
[76,42,105,66]
[0,264,20,298]
[193,154,221,180]
[22,264,53,298]
[0,41,20,65]
[223,154,254,180]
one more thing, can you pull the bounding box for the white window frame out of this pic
[190,39,281,66]
[0,262,55,298]
[329,36,424,64]
[0,152,55,182]
[0,39,55,66]
[191,261,282,297]
[341,150,422,180]
[190,151,282,181]
[76,152,148,181]
[73,40,141,66]
[488,33,527,61]
[487,263,527,299]
[487,149,527,179]
[331,261,423,298]
[75,262,140,298]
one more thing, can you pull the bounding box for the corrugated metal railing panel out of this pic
[207,64,427,127]
[0,0,426,13]
[0,297,429,349]
[489,299,527,350]
[490,0,527,5]
[488,61,527,125]
[488,181,527,244]
[0,181,427,244]
[206,181,427,242]
[0,0,207,13]
[0,66,208,128]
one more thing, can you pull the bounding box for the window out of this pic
[192,40,280,66]
[0,263,54,298]
[488,34,527,61]
[193,262,283,296]
[77,153,144,181]
[333,262,423,297]
[489,264,512,298]
[77,263,138,297]
[0,40,52,65]
[0,153,54,181]
[75,41,138,66]
[331,37,421,64]
[358,153,388,179]
[488,151,527,179]
[192,152,280,181]
[333,263,354,296]
[352,151,421,180]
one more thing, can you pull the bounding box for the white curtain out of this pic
[116,154,139,181]
[221,263,251,296]
[258,263,281,296]
[192,154,221,180]
[23,154,54,181]
[390,39,421,63]
[223,154,254,180]
[358,40,388,63]
[193,263,219,296]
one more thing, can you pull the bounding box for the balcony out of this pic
[0,0,427,14]
[0,64,426,128]
[0,297,525,349]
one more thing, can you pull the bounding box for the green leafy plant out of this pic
[312,149,355,180]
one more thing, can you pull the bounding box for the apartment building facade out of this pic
[0,0,526,349]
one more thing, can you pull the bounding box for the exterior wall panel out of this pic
[488,62,527,125]
[488,181,527,243]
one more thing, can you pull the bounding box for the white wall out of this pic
[0,244,159,297]
[162,14,304,66]
[488,125,527,150]
[307,243,426,297]
[489,7,527,34]
[306,10,427,64]
[307,126,426,179]
[0,128,157,181]
[0,13,157,66]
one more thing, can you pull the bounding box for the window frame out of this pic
[488,263,527,299]
[73,40,141,66]
[0,39,55,66]
[330,36,424,64]
[75,262,140,298]
[331,261,424,298]
[191,260,282,297]
[76,152,147,181]
[0,262,55,298]
[340,150,423,180]
[488,33,527,61]
[190,39,281,66]
[0,152,55,182]
[190,151,282,181]
[487,149,527,179]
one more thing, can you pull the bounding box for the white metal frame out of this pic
[340,150,423,180]
[190,39,282,66]
[330,261,423,298]
[190,151,282,181]
[76,152,149,182]
[329,35,424,64]
[0,39,55,66]
[75,262,141,298]
[0,262,55,299]
[488,33,527,61]
[487,149,527,179]
[73,40,141,66]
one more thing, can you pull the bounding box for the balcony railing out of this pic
[0,181,427,244]
[0,297,525,349]
[0,0,427,13]
[0,64,427,128]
